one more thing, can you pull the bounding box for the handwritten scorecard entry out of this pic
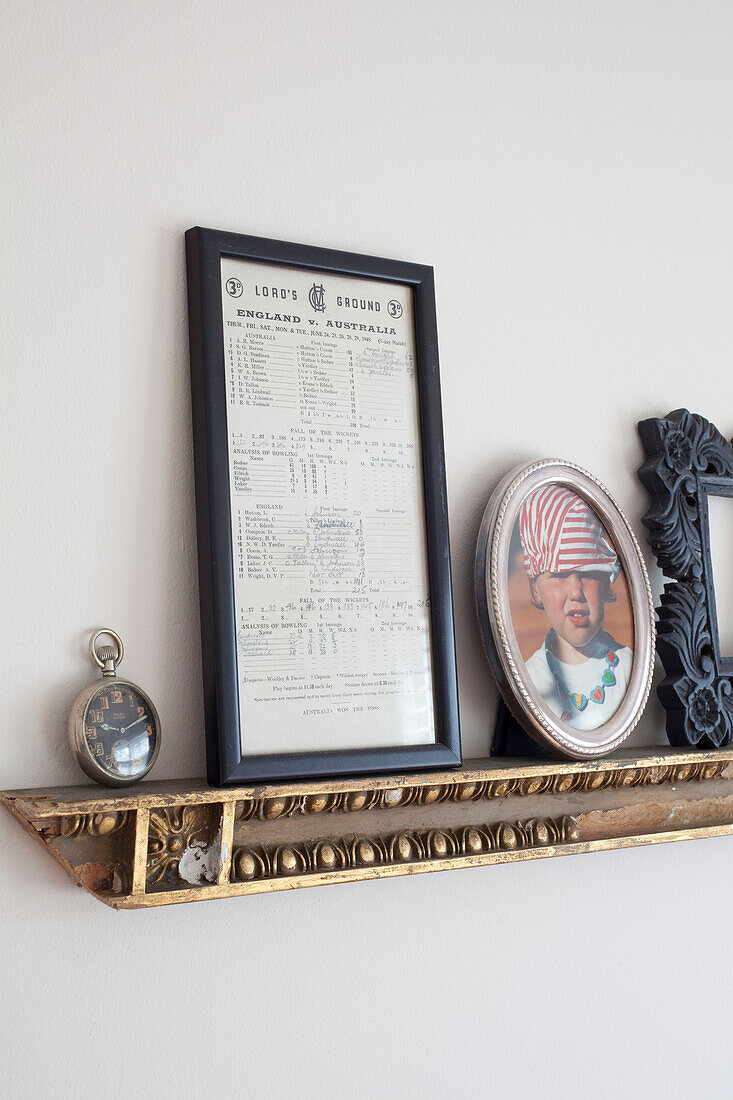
[220,257,436,755]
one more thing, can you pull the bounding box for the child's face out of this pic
[529,570,608,652]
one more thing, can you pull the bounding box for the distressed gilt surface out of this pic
[3,747,733,909]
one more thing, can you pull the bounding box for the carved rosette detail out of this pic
[232,760,726,822]
[147,806,214,886]
[231,814,580,884]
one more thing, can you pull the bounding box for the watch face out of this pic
[83,682,157,779]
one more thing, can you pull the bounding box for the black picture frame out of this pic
[185,227,461,785]
[638,408,733,747]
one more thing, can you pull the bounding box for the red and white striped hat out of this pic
[518,484,619,580]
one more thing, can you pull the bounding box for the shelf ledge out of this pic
[3,746,733,908]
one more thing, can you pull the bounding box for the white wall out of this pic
[2,2,732,1096]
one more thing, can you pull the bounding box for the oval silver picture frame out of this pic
[475,460,656,759]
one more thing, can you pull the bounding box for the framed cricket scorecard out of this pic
[185,227,460,784]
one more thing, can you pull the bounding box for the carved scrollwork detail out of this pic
[639,408,733,580]
[311,841,349,871]
[655,579,733,747]
[513,775,554,797]
[147,805,216,886]
[235,799,255,822]
[237,787,392,822]
[423,829,459,859]
[638,408,733,748]
[414,784,451,806]
[60,811,130,838]
[232,752,728,825]
[302,793,343,814]
[231,813,580,884]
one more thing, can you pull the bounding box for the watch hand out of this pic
[99,722,120,732]
[121,714,148,734]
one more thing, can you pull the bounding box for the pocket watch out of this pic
[68,629,161,787]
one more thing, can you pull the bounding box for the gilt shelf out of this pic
[3,746,733,909]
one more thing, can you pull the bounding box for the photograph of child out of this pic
[509,483,634,731]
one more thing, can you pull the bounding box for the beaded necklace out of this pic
[545,643,620,721]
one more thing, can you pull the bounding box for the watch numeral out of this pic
[93,743,104,756]
[99,697,110,711]
[111,689,123,704]
[137,706,145,718]
[90,709,103,723]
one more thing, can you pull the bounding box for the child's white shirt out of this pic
[523,631,633,731]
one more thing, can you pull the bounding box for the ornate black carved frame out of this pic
[638,409,733,747]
